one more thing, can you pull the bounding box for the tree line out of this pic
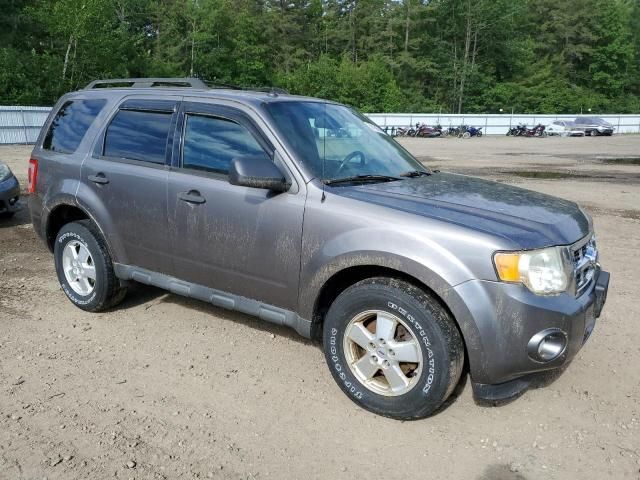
[1,0,639,113]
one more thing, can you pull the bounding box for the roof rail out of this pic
[84,77,208,89]
[199,78,288,95]
[247,87,289,95]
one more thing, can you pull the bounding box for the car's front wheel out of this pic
[322,277,464,419]
[54,220,127,312]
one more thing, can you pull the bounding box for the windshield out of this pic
[265,101,427,183]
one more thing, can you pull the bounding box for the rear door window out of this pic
[103,109,172,164]
[43,99,106,153]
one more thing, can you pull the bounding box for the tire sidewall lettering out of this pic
[387,301,436,394]
[57,231,97,306]
[328,301,439,401]
[329,327,363,400]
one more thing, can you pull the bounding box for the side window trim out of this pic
[93,99,178,167]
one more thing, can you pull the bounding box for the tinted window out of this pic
[104,109,172,163]
[182,115,266,174]
[43,99,106,153]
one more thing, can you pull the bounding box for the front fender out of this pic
[298,221,481,319]
[299,248,462,320]
[298,246,486,375]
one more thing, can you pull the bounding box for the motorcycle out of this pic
[525,123,546,137]
[448,125,463,137]
[506,123,528,136]
[416,123,442,138]
[434,124,449,137]
[394,126,410,137]
[459,125,482,138]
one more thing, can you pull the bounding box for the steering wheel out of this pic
[336,150,366,176]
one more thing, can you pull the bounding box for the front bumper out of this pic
[451,267,609,394]
[0,175,20,214]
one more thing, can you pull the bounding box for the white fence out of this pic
[1,106,640,144]
[366,113,640,136]
[0,106,52,144]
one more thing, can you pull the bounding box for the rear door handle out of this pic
[178,190,206,204]
[88,173,109,185]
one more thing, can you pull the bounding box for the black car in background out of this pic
[0,161,20,218]
[574,117,614,136]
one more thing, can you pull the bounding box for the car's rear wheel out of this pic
[322,277,464,419]
[54,220,126,312]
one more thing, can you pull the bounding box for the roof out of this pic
[75,77,333,108]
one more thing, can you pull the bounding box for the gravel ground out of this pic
[1,136,639,480]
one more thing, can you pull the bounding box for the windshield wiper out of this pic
[324,174,402,186]
[399,170,432,178]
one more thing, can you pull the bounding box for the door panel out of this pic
[167,106,305,310]
[80,98,178,272]
[81,158,169,271]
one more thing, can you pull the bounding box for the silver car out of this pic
[574,117,615,136]
[29,78,610,419]
[546,120,585,137]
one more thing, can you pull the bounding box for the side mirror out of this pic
[228,155,290,192]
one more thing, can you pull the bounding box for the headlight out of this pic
[494,247,571,295]
[0,163,11,182]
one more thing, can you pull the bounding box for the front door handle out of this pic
[88,173,109,185]
[178,190,206,204]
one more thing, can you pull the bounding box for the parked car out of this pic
[0,161,20,218]
[573,117,614,136]
[546,120,585,137]
[29,78,609,420]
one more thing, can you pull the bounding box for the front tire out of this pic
[322,277,464,419]
[54,220,126,312]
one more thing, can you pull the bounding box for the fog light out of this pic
[527,328,567,362]
[9,196,17,206]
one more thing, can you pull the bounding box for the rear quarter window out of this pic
[43,99,107,154]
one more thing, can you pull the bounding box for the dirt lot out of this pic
[1,136,639,480]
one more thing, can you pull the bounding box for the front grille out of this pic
[572,235,597,295]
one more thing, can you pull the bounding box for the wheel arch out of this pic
[308,262,472,346]
[44,203,91,252]
[44,202,117,264]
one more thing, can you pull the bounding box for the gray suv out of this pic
[29,78,609,419]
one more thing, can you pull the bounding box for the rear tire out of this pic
[54,220,127,312]
[322,277,464,420]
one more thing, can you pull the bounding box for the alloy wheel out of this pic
[343,310,423,396]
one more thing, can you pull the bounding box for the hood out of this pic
[335,173,590,249]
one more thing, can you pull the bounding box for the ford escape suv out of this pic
[29,78,609,419]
